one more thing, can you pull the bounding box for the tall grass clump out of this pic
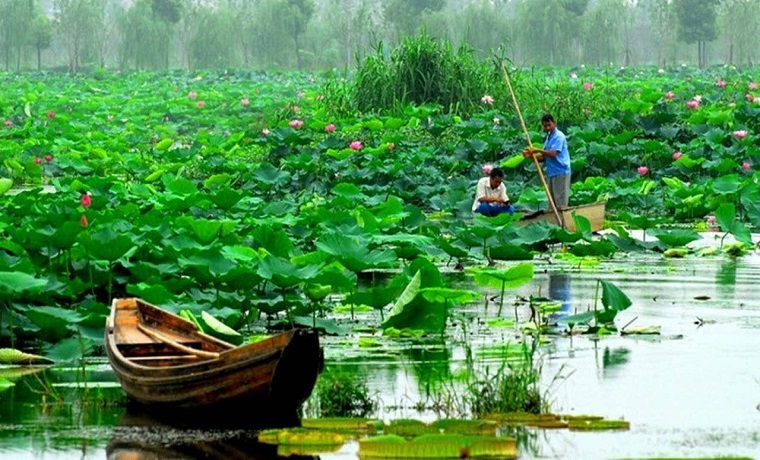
[350,32,503,116]
[309,368,377,417]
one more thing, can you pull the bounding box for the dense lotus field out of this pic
[0,65,759,357]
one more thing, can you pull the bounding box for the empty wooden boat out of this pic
[105,298,323,412]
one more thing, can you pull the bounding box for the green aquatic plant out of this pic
[313,368,376,418]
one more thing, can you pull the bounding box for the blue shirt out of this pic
[543,128,571,177]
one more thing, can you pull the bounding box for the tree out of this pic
[285,0,315,69]
[54,0,105,72]
[581,0,627,66]
[718,0,760,65]
[0,0,35,70]
[29,14,53,70]
[514,0,583,65]
[384,0,445,39]
[674,0,719,68]
[188,6,239,69]
[118,0,173,70]
[642,0,677,67]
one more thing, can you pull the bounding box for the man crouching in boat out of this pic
[472,167,515,216]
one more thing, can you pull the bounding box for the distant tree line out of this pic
[0,0,758,72]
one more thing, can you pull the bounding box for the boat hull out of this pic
[520,201,606,232]
[106,298,323,412]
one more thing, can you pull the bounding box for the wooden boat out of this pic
[520,201,606,232]
[105,298,323,412]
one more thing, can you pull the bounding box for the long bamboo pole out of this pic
[500,63,563,227]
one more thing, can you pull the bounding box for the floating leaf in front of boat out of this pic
[0,348,54,365]
[200,311,243,345]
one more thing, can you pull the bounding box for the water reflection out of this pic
[548,273,572,318]
[108,408,317,460]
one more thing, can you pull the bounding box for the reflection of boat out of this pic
[107,408,318,460]
[105,298,323,412]
[520,201,606,232]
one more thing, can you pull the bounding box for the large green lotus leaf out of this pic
[0,271,47,296]
[209,188,243,210]
[331,182,364,200]
[385,270,421,319]
[316,233,397,272]
[647,229,701,247]
[251,225,294,258]
[219,266,263,291]
[203,173,234,190]
[252,163,291,187]
[44,337,95,364]
[0,348,53,365]
[126,261,180,282]
[711,174,742,195]
[186,218,223,245]
[200,311,243,345]
[488,244,533,261]
[178,249,236,279]
[164,176,198,196]
[435,237,470,259]
[221,245,264,262]
[23,306,84,342]
[381,297,447,334]
[508,222,553,246]
[600,280,632,312]
[715,202,753,246]
[52,221,84,250]
[470,263,534,290]
[0,178,12,195]
[418,288,479,305]
[346,273,409,309]
[257,256,321,289]
[80,227,137,262]
[310,263,358,293]
[291,315,348,335]
[126,283,175,305]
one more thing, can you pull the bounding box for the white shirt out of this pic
[472,176,509,212]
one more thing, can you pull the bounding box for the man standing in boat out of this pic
[472,167,515,216]
[523,113,571,209]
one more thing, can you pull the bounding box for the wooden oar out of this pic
[137,323,220,359]
[500,63,563,227]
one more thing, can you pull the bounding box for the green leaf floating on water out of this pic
[0,348,54,365]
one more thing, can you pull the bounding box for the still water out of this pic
[1,248,759,459]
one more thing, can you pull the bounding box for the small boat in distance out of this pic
[105,298,323,413]
[520,201,606,232]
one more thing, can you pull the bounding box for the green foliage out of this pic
[315,369,376,418]
[351,33,497,115]
[466,353,543,416]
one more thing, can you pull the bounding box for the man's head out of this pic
[541,113,556,133]
[489,167,504,189]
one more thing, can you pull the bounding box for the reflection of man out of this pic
[548,273,571,318]
[472,167,515,216]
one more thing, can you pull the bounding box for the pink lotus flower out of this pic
[672,151,682,160]
[637,166,648,176]
[289,119,303,129]
[261,128,270,136]
[665,91,675,100]
[188,91,197,99]
[482,164,494,175]
[749,82,758,90]
[81,193,92,208]
[716,80,727,88]
[742,161,751,171]
[746,93,755,102]
[3,119,12,127]
[196,101,205,108]
[79,215,88,228]
[582,82,594,91]
[733,130,748,139]
[297,92,305,99]
[45,154,53,162]
[325,123,336,133]
[291,105,301,113]
[686,99,700,109]
[481,95,494,105]
[240,98,250,106]
[34,157,42,164]
[349,141,363,151]
[706,215,716,224]
[47,111,55,119]
[386,142,395,151]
